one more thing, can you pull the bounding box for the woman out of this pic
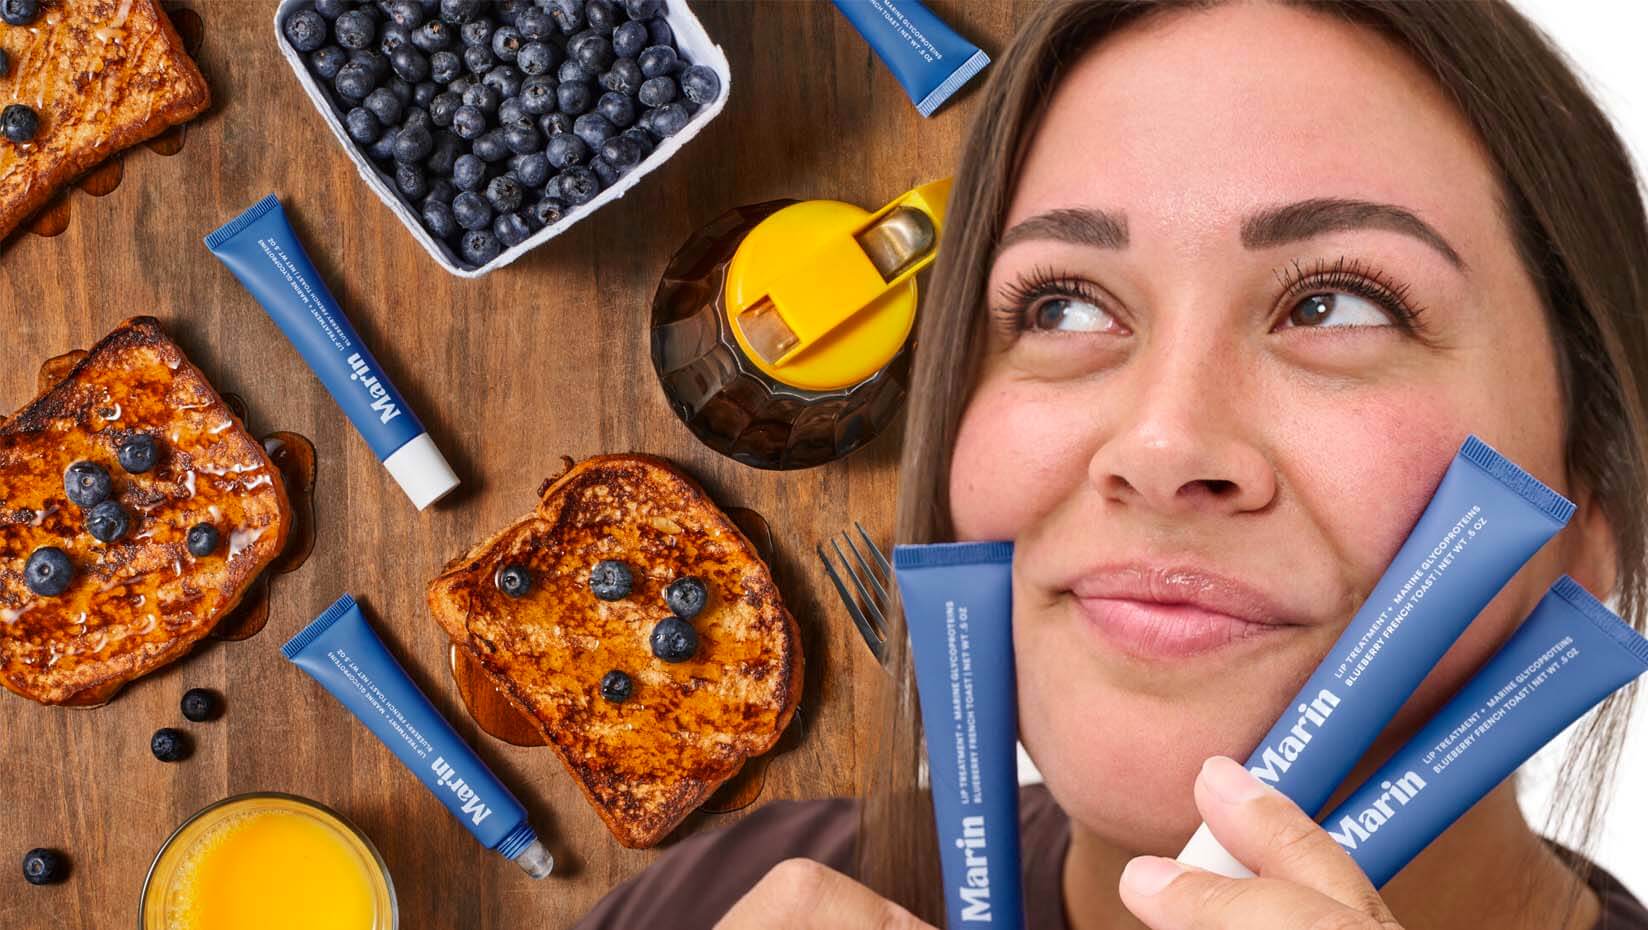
[578,1,1648,927]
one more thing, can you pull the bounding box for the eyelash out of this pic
[990,256,1429,334]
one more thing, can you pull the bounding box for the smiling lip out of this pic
[1069,564,1305,660]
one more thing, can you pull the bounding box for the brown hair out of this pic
[859,1,1648,924]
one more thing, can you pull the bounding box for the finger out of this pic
[1119,856,1390,930]
[1194,755,1396,922]
[714,858,938,930]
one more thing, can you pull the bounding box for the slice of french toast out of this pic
[0,317,291,705]
[0,0,210,242]
[427,455,803,849]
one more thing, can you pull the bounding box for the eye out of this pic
[1027,296,1118,333]
[1281,292,1393,329]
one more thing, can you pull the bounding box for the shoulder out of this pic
[572,796,861,930]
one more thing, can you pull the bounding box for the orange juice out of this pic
[142,794,395,930]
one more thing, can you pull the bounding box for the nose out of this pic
[1088,340,1277,517]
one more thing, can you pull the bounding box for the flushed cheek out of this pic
[949,378,1097,541]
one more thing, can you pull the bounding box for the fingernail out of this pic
[1201,755,1268,804]
[1121,856,1185,896]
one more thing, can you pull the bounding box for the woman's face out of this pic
[948,2,1610,854]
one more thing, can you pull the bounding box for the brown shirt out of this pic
[573,784,1648,930]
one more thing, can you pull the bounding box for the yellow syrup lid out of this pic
[724,178,951,392]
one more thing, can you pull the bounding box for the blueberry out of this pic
[463,43,496,74]
[485,174,525,212]
[150,727,190,763]
[611,20,647,60]
[579,561,629,601]
[362,90,400,126]
[21,849,65,886]
[619,125,654,158]
[335,61,378,100]
[429,90,461,126]
[517,6,552,40]
[447,75,476,98]
[428,130,461,175]
[511,151,551,187]
[473,128,511,162]
[181,688,220,722]
[394,123,433,162]
[520,75,558,115]
[529,197,567,228]
[638,74,677,108]
[439,0,480,23]
[1,0,41,26]
[679,65,720,106]
[186,523,219,557]
[460,16,492,46]
[482,64,523,98]
[650,617,698,663]
[624,0,661,18]
[427,178,457,204]
[378,23,412,56]
[63,461,112,508]
[572,112,615,149]
[548,0,584,34]
[85,500,130,543]
[491,25,523,62]
[422,198,458,239]
[545,131,589,169]
[574,34,614,73]
[367,126,399,161]
[116,435,160,474]
[1,104,40,144]
[334,8,377,49]
[558,165,600,205]
[599,669,633,703]
[583,0,618,35]
[558,59,594,84]
[517,41,556,76]
[461,229,502,266]
[556,80,594,115]
[504,118,543,155]
[540,111,575,135]
[387,76,416,105]
[649,101,689,136]
[595,90,635,128]
[314,0,348,19]
[498,95,527,126]
[599,133,642,169]
[493,212,532,247]
[600,58,641,96]
[452,105,487,141]
[452,152,486,188]
[542,174,564,202]
[412,18,455,53]
[387,0,423,29]
[496,564,532,597]
[413,79,439,107]
[590,155,618,187]
[309,45,349,81]
[646,16,672,48]
[452,190,492,229]
[391,45,430,81]
[637,45,676,79]
[462,81,500,112]
[284,9,329,53]
[342,106,379,145]
[352,47,392,81]
[23,547,72,597]
[395,161,429,198]
[429,48,462,83]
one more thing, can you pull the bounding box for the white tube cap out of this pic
[513,838,555,879]
[382,432,460,510]
[1177,822,1256,878]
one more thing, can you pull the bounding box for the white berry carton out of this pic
[273,0,731,278]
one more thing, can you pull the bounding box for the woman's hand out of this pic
[714,858,937,930]
[1120,755,1404,930]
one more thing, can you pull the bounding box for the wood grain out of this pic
[0,2,1028,926]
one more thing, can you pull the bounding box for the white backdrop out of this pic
[1012,0,1648,901]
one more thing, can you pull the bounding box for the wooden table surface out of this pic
[0,1,1027,926]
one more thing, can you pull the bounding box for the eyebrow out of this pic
[995,197,1465,270]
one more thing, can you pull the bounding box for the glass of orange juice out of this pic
[139,792,396,930]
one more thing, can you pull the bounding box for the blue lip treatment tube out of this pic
[205,195,458,510]
[1179,435,1575,876]
[894,541,1024,930]
[283,594,554,878]
[831,0,990,117]
[1321,576,1648,887]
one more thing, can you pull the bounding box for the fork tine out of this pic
[843,532,891,611]
[818,543,886,664]
[854,521,892,585]
[832,536,887,636]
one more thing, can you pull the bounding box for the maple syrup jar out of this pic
[650,180,950,469]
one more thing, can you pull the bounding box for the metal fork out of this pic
[817,522,893,664]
